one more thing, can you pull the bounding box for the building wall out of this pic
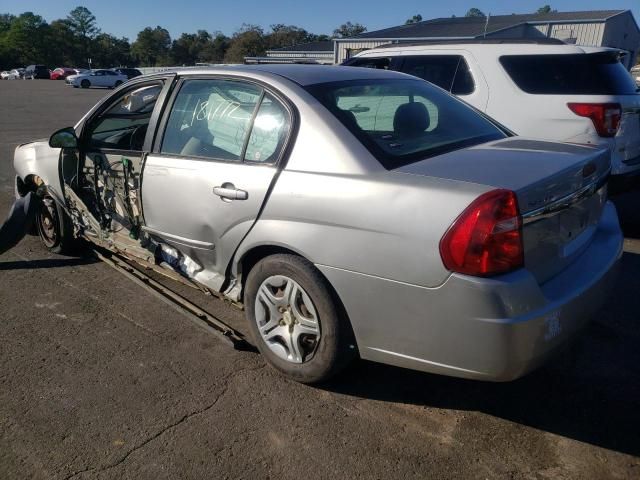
[267,52,334,60]
[335,40,393,63]
[549,22,604,46]
[602,12,640,67]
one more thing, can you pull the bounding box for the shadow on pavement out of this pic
[0,256,98,271]
[324,252,640,457]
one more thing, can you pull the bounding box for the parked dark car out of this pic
[111,67,142,80]
[24,64,50,79]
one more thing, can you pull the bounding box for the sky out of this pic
[2,0,639,41]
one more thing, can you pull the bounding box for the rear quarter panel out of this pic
[233,91,491,288]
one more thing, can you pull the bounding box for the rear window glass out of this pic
[306,78,505,169]
[500,53,638,95]
[344,57,391,70]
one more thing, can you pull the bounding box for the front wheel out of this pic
[114,80,123,88]
[80,79,90,89]
[244,254,355,384]
[36,195,77,254]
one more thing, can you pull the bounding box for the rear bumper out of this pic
[319,201,623,381]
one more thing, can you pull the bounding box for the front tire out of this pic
[114,80,123,88]
[244,254,355,384]
[80,79,90,89]
[36,195,76,254]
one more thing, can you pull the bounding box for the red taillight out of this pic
[567,102,621,138]
[439,189,523,277]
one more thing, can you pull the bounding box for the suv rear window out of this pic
[306,78,505,169]
[500,53,638,95]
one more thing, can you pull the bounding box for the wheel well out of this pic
[17,175,42,196]
[237,245,359,353]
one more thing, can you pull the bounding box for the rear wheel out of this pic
[80,79,90,89]
[36,195,76,254]
[114,80,123,88]
[244,254,355,384]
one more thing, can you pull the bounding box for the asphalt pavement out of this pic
[1,80,639,480]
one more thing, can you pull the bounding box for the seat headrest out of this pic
[393,102,430,136]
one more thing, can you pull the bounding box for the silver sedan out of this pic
[13,65,622,383]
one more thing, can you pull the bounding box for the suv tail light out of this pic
[439,189,523,277]
[567,102,621,138]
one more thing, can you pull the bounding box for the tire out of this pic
[36,195,77,254]
[244,254,355,384]
[114,80,123,88]
[80,79,90,89]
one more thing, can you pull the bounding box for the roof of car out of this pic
[169,64,412,86]
[354,42,604,58]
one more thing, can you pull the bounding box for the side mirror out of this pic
[49,127,78,149]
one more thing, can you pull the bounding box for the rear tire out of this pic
[244,254,356,384]
[80,79,90,89]
[114,80,123,88]
[36,195,77,255]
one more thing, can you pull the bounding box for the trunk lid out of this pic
[396,138,610,283]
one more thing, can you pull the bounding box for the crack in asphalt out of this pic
[60,364,266,480]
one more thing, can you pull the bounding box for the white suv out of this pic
[344,40,640,182]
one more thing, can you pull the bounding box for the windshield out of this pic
[500,52,638,95]
[306,79,506,169]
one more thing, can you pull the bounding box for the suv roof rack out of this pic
[373,38,567,49]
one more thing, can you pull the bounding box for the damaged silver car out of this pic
[12,65,623,383]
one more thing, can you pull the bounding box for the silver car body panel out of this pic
[12,65,623,381]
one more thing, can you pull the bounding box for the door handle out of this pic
[213,184,248,201]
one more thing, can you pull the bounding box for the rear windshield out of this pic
[500,53,638,95]
[306,78,506,169]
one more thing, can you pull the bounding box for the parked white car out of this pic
[2,68,24,80]
[66,69,128,89]
[345,40,640,183]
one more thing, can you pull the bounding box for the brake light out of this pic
[567,102,621,137]
[439,189,523,276]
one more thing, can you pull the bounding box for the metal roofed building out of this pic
[334,10,640,67]
[245,41,334,64]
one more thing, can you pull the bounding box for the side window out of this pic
[346,57,391,70]
[161,79,262,161]
[87,82,163,151]
[244,93,290,163]
[451,57,475,95]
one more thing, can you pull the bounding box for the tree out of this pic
[465,8,486,18]
[47,19,78,66]
[536,5,557,14]
[132,26,171,66]
[224,24,266,63]
[267,24,312,49]
[92,33,131,67]
[332,21,367,38]
[405,14,423,25]
[1,12,49,66]
[66,7,100,62]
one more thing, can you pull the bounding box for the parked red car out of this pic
[50,67,76,80]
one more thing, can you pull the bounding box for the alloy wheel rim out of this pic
[255,275,321,364]
[38,201,58,247]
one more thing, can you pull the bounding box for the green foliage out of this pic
[131,26,172,66]
[536,5,557,14]
[465,8,486,18]
[333,21,367,38]
[0,6,348,69]
[405,14,423,25]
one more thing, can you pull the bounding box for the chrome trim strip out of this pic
[522,170,609,225]
[141,226,215,250]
